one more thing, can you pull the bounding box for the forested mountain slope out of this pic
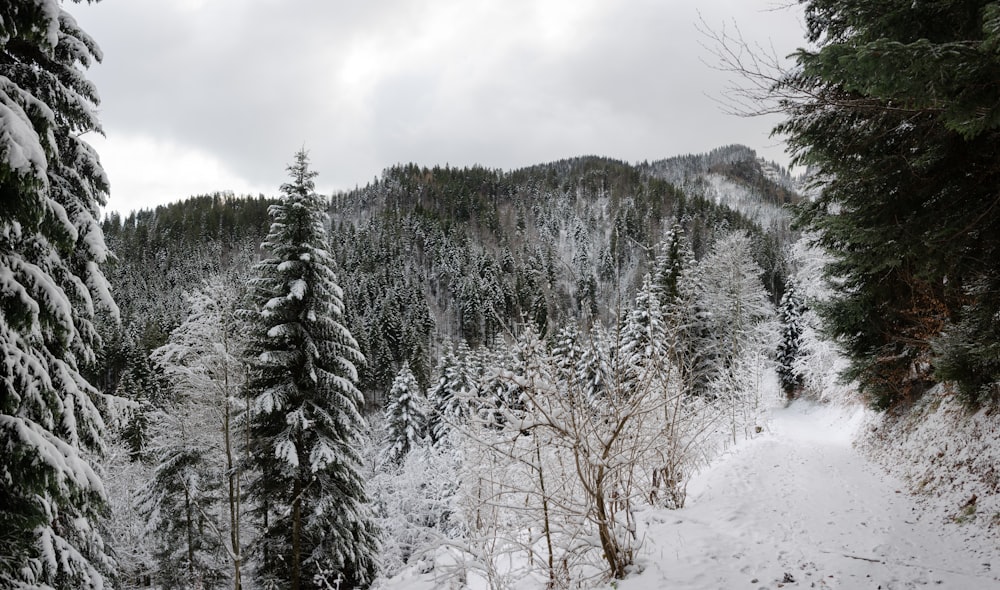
[99,147,797,399]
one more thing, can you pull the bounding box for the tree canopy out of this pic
[778,0,1000,407]
[1,2,117,587]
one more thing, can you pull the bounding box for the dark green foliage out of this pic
[1,2,117,587]
[243,151,378,589]
[932,272,1000,406]
[779,0,1000,408]
[776,282,806,399]
[653,222,690,303]
[114,345,168,459]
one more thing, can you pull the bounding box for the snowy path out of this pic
[625,401,1000,590]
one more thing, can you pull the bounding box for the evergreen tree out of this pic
[114,335,168,460]
[619,274,671,394]
[425,341,459,445]
[776,281,806,399]
[664,252,716,397]
[550,323,584,386]
[139,402,227,590]
[381,363,428,466]
[777,0,1000,407]
[576,322,612,404]
[443,339,478,426]
[1,3,118,587]
[243,151,378,590]
[652,221,692,304]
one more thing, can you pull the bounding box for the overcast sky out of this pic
[70,1,806,215]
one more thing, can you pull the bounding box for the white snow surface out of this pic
[381,400,1000,589]
[622,401,1000,590]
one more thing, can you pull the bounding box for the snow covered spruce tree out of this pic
[1,3,119,588]
[243,151,378,589]
[776,280,806,399]
[381,362,427,466]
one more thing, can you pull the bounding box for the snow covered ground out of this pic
[380,400,1000,589]
[623,401,1000,589]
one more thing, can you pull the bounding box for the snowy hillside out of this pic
[642,145,799,230]
[859,386,1000,551]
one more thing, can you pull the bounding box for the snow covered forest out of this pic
[3,1,1000,589]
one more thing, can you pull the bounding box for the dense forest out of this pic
[3,0,999,589]
[97,146,797,405]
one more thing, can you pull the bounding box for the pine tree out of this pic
[243,151,378,590]
[381,363,427,466]
[776,281,806,399]
[1,3,118,588]
[776,0,1000,407]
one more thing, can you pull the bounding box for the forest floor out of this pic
[622,400,1000,590]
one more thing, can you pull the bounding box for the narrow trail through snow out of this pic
[626,401,1000,590]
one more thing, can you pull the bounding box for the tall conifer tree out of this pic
[243,151,378,589]
[777,0,1000,407]
[1,2,117,588]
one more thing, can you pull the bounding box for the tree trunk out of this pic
[533,437,556,587]
[223,324,242,590]
[225,397,241,590]
[292,470,303,590]
[593,468,626,579]
[185,486,195,578]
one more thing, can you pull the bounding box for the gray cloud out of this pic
[71,0,805,213]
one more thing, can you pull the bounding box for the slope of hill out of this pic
[642,144,800,230]
[99,147,799,398]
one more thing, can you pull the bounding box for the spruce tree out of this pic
[1,2,117,588]
[777,0,1000,407]
[652,221,692,304]
[776,281,806,399]
[381,363,427,466]
[619,274,670,394]
[426,341,459,445]
[576,322,611,404]
[550,323,584,386]
[664,249,716,398]
[243,151,378,589]
[425,338,478,439]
